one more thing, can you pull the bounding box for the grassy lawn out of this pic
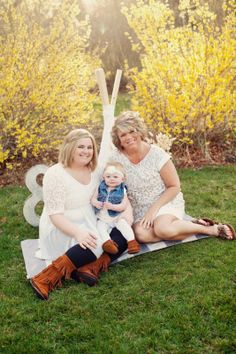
[0,166,236,353]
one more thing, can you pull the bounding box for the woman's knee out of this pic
[135,232,146,243]
[154,223,176,239]
[133,224,152,243]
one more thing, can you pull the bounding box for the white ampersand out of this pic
[23,164,48,227]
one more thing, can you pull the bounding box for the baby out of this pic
[91,162,140,254]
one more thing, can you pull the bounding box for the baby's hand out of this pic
[103,201,119,210]
[93,200,103,209]
[103,201,113,209]
[104,202,123,212]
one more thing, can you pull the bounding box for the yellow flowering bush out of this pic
[0,0,100,169]
[122,0,236,157]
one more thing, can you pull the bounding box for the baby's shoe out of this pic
[127,239,140,254]
[102,240,119,254]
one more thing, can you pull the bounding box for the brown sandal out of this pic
[217,224,236,240]
[192,218,215,226]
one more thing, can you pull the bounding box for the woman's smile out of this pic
[117,130,141,149]
[73,137,94,165]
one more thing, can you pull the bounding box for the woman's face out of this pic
[117,128,142,150]
[72,137,94,166]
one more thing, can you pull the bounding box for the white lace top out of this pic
[110,145,185,222]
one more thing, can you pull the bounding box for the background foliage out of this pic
[123,0,236,158]
[0,0,100,169]
[0,0,235,174]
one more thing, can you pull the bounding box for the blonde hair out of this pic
[59,129,98,170]
[111,111,147,150]
[104,161,125,176]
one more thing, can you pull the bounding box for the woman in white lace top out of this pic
[30,107,128,300]
[110,111,235,243]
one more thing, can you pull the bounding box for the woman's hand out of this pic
[120,200,134,225]
[140,205,158,229]
[75,229,97,251]
[50,214,97,250]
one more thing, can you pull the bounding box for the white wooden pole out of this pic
[110,69,122,106]
[95,68,109,105]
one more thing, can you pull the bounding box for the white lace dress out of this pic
[36,164,104,260]
[110,145,185,223]
[36,107,114,261]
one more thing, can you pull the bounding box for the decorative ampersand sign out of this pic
[23,164,48,227]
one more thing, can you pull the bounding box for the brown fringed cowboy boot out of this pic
[30,255,76,300]
[77,253,111,287]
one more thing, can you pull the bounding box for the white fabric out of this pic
[115,218,135,241]
[97,207,118,224]
[36,109,115,261]
[98,104,116,169]
[156,205,184,220]
[110,145,185,222]
[97,218,135,243]
[36,163,103,260]
[97,219,112,242]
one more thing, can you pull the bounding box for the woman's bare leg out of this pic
[134,215,234,243]
[154,215,234,241]
[133,222,162,243]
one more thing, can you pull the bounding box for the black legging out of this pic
[66,227,127,268]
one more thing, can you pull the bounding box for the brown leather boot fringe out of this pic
[30,255,76,300]
[53,254,75,280]
[77,253,111,286]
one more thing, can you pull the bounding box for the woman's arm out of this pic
[155,159,181,207]
[91,189,103,209]
[140,160,180,228]
[50,214,97,251]
[121,199,134,225]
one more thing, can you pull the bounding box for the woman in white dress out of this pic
[110,111,235,243]
[30,107,128,300]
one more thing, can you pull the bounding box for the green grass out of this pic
[0,166,236,353]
